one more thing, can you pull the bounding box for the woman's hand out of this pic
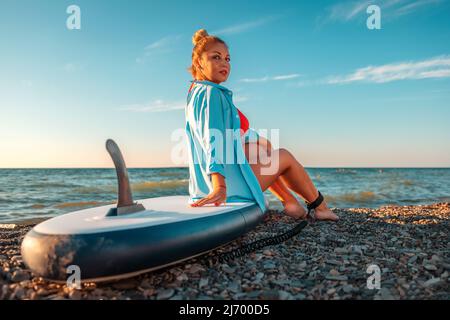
[190,173,226,207]
[190,185,226,207]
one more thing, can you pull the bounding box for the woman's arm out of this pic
[211,172,226,188]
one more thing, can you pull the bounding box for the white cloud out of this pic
[119,99,185,113]
[121,95,249,112]
[320,0,443,24]
[326,55,450,84]
[137,35,183,64]
[287,80,317,88]
[327,0,373,22]
[272,74,302,81]
[239,73,301,83]
[63,62,82,73]
[239,76,270,83]
[144,35,182,51]
[395,0,443,16]
[233,96,249,103]
[418,69,450,78]
[212,15,282,36]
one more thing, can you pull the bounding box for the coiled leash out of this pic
[199,191,324,266]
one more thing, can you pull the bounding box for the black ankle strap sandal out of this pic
[305,191,324,221]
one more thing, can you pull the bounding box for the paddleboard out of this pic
[21,195,266,282]
[21,139,268,283]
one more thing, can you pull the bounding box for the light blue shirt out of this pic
[185,80,267,213]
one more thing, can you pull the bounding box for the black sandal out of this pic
[305,190,324,222]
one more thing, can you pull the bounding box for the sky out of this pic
[1,0,449,168]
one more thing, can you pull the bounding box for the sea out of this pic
[0,168,449,223]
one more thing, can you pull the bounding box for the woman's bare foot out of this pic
[313,202,339,221]
[282,200,307,219]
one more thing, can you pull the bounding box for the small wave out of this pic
[28,182,78,188]
[29,204,46,209]
[399,196,450,204]
[73,186,109,194]
[325,191,378,204]
[73,179,189,194]
[402,180,414,186]
[54,201,114,209]
[158,171,186,177]
[0,197,15,204]
[131,179,189,192]
[335,169,358,175]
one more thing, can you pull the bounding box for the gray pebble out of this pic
[255,272,264,280]
[69,290,82,300]
[11,270,30,282]
[187,264,205,274]
[157,288,175,300]
[423,278,443,288]
[199,278,209,289]
[246,291,261,299]
[263,262,276,270]
[259,290,279,300]
[227,281,240,293]
[334,248,348,254]
[325,275,348,281]
[12,287,26,299]
[424,264,438,271]
[408,255,418,264]
[278,290,292,300]
[342,285,354,293]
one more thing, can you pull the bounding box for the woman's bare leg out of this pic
[246,146,338,221]
[244,141,306,218]
[266,179,307,218]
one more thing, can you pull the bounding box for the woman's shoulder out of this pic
[191,82,224,96]
[189,83,226,105]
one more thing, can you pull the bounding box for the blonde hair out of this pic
[187,29,228,80]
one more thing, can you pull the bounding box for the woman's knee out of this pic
[278,148,293,161]
[276,148,300,169]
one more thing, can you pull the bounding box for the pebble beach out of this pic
[1,202,448,300]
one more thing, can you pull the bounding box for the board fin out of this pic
[105,139,145,216]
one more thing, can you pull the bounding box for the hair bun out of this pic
[192,29,209,46]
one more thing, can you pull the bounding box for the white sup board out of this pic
[21,195,265,282]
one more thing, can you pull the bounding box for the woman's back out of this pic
[188,82,250,135]
[184,80,266,212]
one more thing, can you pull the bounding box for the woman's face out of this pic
[196,42,231,84]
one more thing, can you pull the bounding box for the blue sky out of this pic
[1,0,449,168]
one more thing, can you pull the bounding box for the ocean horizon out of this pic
[1,167,449,223]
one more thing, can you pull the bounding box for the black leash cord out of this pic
[197,191,323,266]
[199,220,308,266]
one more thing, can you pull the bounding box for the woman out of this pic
[185,29,338,221]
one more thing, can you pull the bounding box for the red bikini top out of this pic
[188,83,249,135]
[237,108,249,135]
